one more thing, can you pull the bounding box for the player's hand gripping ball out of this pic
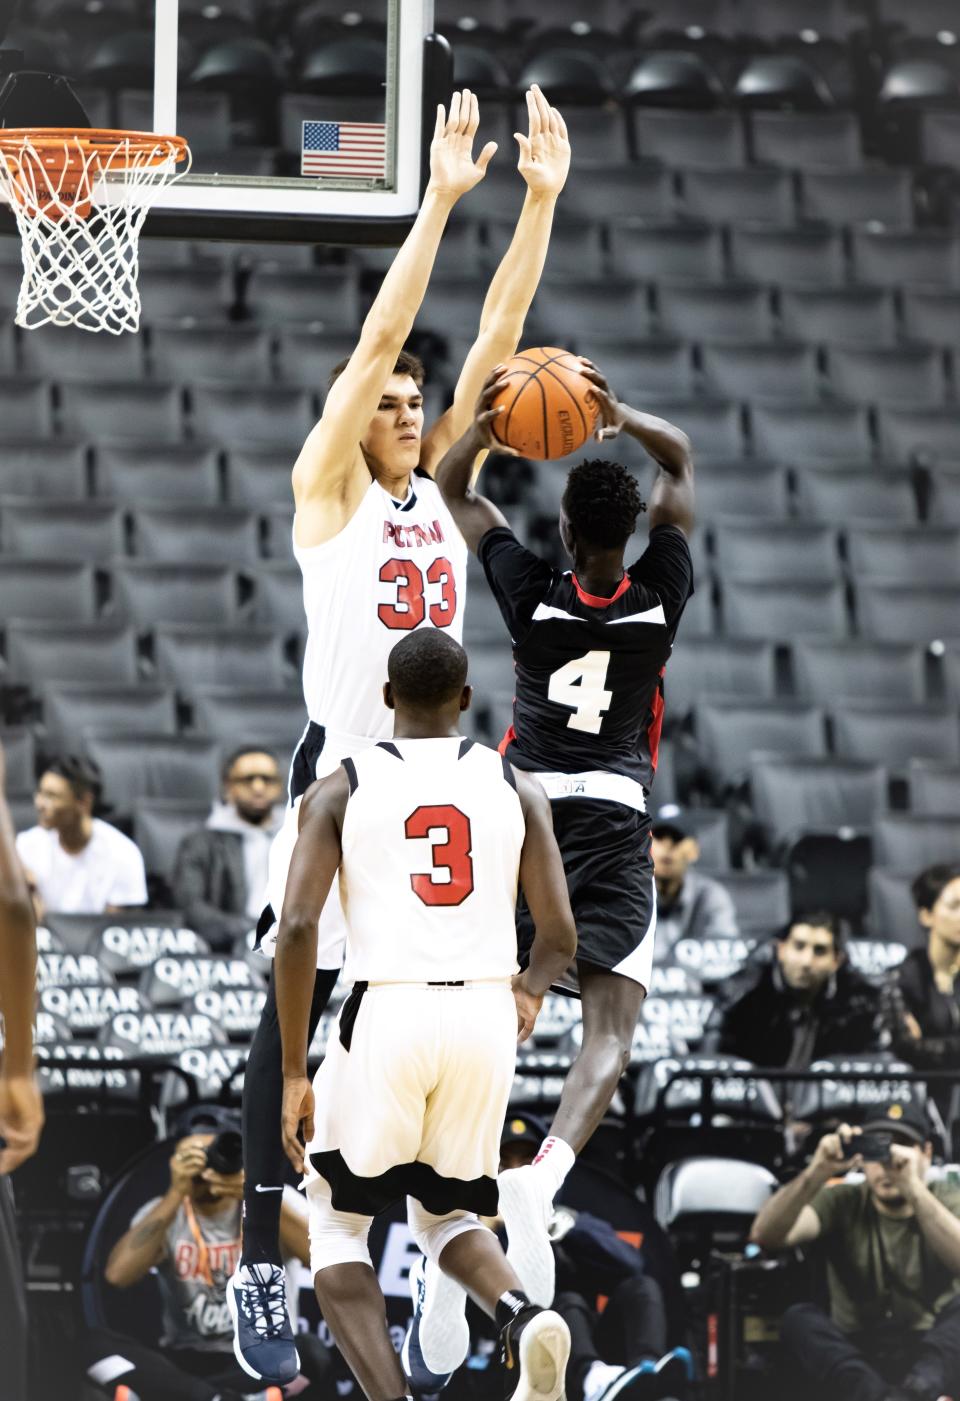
[488,347,599,460]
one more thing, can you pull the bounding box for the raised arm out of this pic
[434,369,514,552]
[581,362,695,536]
[293,90,497,547]
[512,771,578,1042]
[0,743,43,1175]
[750,1127,861,1252]
[421,85,571,478]
[275,769,350,1172]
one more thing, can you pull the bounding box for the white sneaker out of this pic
[403,1254,470,1379]
[501,1306,570,1401]
[498,1164,556,1307]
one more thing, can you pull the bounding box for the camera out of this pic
[203,1130,243,1176]
[859,1131,894,1163]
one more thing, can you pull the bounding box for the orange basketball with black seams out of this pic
[489,347,599,460]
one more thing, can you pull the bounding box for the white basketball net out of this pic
[0,131,192,335]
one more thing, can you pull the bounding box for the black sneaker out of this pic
[499,1304,570,1401]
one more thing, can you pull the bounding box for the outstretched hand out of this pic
[428,89,497,200]
[579,359,625,442]
[515,85,570,197]
[470,366,522,456]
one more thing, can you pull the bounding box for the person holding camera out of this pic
[751,1100,960,1401]
[84,1116,329,1401]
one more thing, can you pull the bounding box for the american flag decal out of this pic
[301,120,387,179]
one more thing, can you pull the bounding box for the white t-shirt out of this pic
[16,818,147,914]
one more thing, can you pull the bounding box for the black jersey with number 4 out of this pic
[478,523,694,791]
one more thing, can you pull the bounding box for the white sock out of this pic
[582,1360,624,1401]
[530,1135,576,1197]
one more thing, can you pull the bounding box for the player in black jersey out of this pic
[435,364,694,1307]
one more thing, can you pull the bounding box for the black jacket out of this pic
[882,946,960,1071]
[702,940,881,1067]
[172,829,251,950]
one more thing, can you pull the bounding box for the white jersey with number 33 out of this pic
[296,472,467,743]
[338,736,525,984]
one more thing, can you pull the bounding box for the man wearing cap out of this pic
[650,807,739,960]
[751,1103,960,1401]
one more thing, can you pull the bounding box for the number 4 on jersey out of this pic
[548,650,613,734]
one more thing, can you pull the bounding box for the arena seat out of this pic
[0,442,88,500]
[712,523,839,580]
[778,286,898,346]
[0,560,97,623]
[878,408,960,465]
[845,526,960,584]
[686,463,791,519]
[132,798,216,884]
[4,621,140,686]
[94,444,221,507]
[645,399,745,458]
[677,580,716,635]
[223,447,300,506]
[674,808,731,870]
[109,561,240,627]
[791,639,928,705]
[793,467,919,524]
[190,687,304,747]
[929,470,960,525]
[20,324,147,381]
[633,110,748,169]
[575,339,694,399]
[901,289,960,346]
[700,868,791,933]
[273,327,361,392]
[41,683,177,748]
[693,701,828,788]
[874,0,959,35]
[798,167,915,228]
[852,228,960,289]
[825,347,946,408]
[84,734,221,812]
[907,760,960,817]
[153,624,289,691]
[532,279,653,341]
[190,385,315,447]
[130,507,260,567]
[942,643,960,703]
[868,867,919,943]
[0,499,124,563]
[608,222,725,284]
[873,815,960,872]
[831,704,960,770]
[117,88,232,152]
[699,343,819,404]
[678,167,795,226]
[656,283,773,341]
[250,563,305,631]
[487,217,604,281]
[139,266,236,324]
[856,584,960,643]
[0,378,53,437]
[751,402,872,461]
[730,226,846,287]
[723,579,849,639]
[243,267,361,329]
[563,162,672,222]
[150,324,274,386]
[0,727,35,794]
[750,756,887,844]
[58,381,184,444]
[261,505,295,560]
[663,638,777,718]
[749,111,861,169]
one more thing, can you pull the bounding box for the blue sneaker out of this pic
[227,1263,300,1386]
[401,1255,469,1395]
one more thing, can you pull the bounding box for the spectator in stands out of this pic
[86,1106,329,1401]
[172,747,284,950]
[882,863,960,1076]
[651,806,739,957]
[702,914,880,1068]
[751,1103,960,1401]
[467,1116,692,1401]
[16,755,146,917]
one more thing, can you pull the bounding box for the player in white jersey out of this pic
[231,86,572,1386]
[274,631,578,1401]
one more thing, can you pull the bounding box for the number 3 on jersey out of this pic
[378,557,456,631]
[405,804,475,907]
[548,650,612,734]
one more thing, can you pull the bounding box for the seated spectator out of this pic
[85,1106,329,1401]
[16,755,146,917]
[702,914,880,1068]
[882,863,960,1074]
[172,747,284,950]
[651,806,739,959]
[751,1102,960,1401]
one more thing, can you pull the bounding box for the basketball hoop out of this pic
[0,128,192,334]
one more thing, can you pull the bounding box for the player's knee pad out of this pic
[307,1180,373,1275]
[407,1199,484,1266]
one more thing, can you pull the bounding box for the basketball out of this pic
[489,347,599,460]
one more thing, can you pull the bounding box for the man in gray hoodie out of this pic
[173,747,284,950]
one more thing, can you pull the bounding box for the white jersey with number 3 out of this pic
[338,737,525,984]
[296,471,467,745]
